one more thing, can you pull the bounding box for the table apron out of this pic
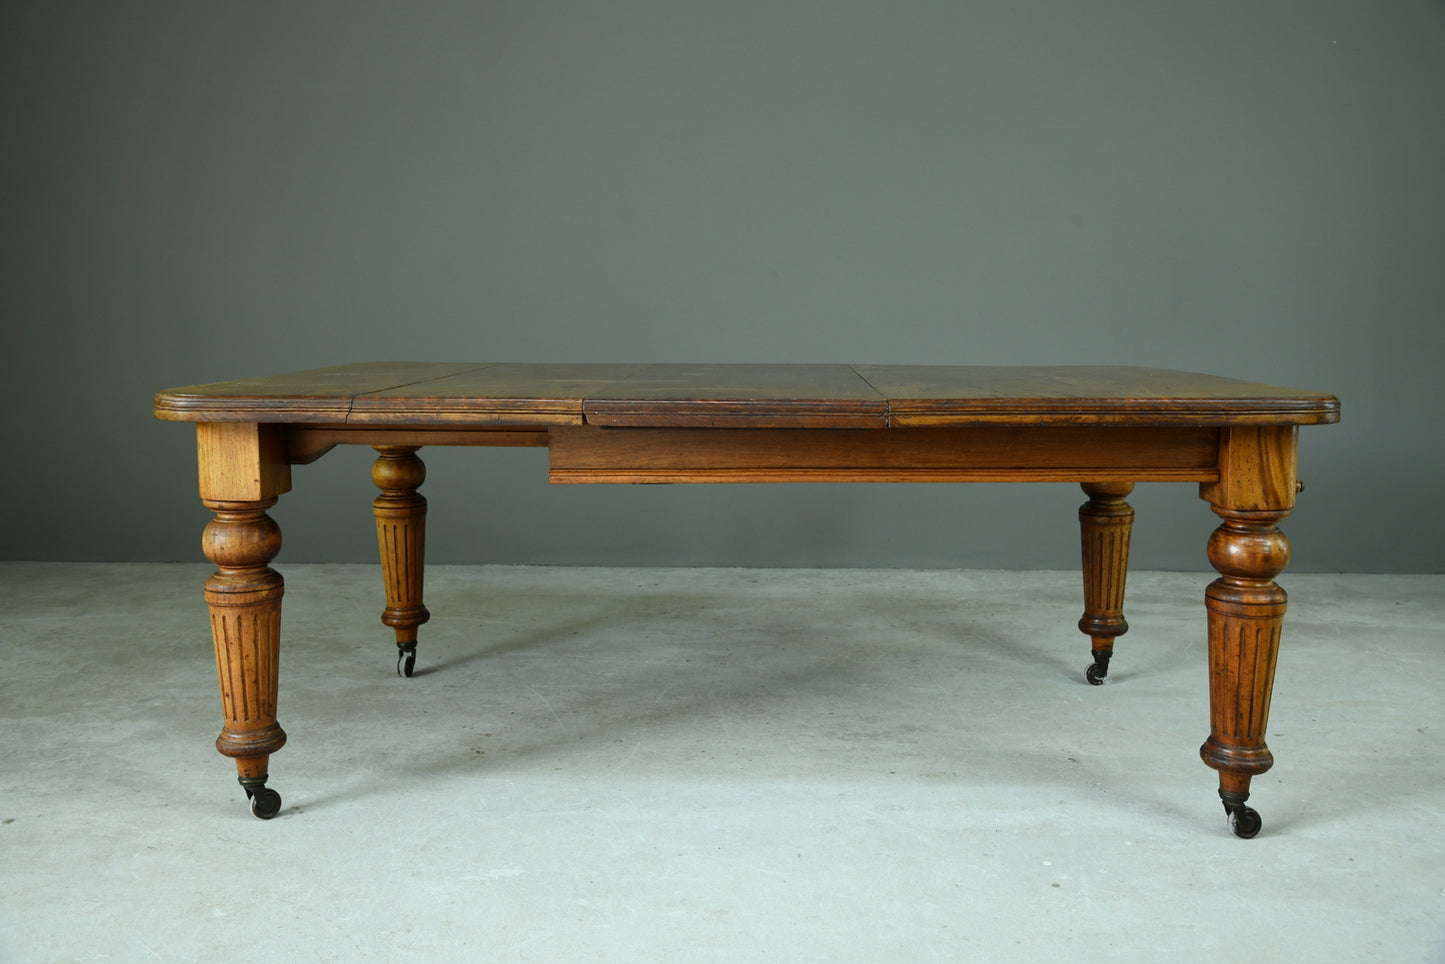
[287,426,550,464]
[546,425,1221,484]
[280,423,1222,483]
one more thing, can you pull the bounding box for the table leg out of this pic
[1200,506,1290,838]
[194,422,291,818]
[1079,481,1134,684]
[202,497,288,818]
[373,446,430,677]
[1198,426,1298,838]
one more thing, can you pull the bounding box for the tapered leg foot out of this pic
[1079,481,1134,684]
[373,446,430,676]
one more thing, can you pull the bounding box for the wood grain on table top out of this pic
[155,363,1340,427]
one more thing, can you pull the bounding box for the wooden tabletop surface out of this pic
[154,363,1340,428]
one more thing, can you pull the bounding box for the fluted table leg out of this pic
[1200,507,1290,838]
[373,446,430,677]
[195,422,292,818]
[1198,426,1299,838]
[1079,481,1134,684]
[203,499,287,817]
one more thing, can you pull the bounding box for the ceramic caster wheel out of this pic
[397,650,416,678]
[247,787,282,820]
[1228,805,1262,839]
[1085,663,1108,685]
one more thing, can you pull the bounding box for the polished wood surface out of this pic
[154,363,1339,836]
[854,365,1340,426]
[155,362,1340,427]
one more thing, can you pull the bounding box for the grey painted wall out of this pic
[4,2,1442,571]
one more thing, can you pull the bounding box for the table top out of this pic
[154,363,1340,429]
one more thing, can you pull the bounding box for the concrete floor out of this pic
[0,562,1441,962]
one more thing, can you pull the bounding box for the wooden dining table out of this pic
[153,363,1339,837]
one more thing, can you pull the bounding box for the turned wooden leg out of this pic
[195,422,291,818]
[1079,481,1134,684]
[1198,425,1299,838]
[1199,507,1290,838]
[373,446,430,677]
[202,498,288,819]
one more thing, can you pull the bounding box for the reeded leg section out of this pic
[1200,506,1290,838]
[373,446,430,677]
[203,498,288,819]
[1079,481,1134,684]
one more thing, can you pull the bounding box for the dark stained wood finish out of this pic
[154,363,1339,835]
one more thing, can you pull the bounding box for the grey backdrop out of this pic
[4,2,1442,572]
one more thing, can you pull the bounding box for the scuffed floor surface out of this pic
[1,563,1441,962]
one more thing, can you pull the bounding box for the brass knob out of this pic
[1296,479,1306,494]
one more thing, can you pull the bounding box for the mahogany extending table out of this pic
[153,363,1339,837]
